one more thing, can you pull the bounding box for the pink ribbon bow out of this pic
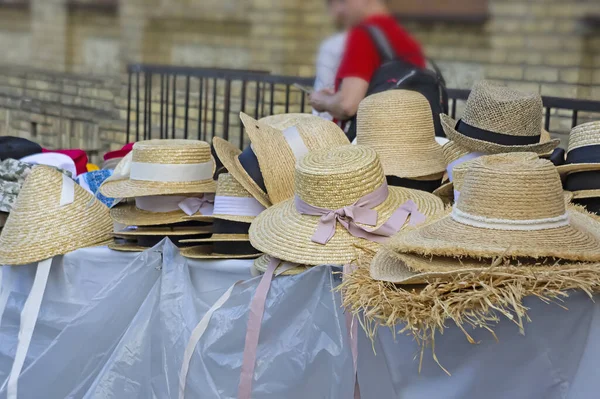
[178,194,215,216]
[295,182,426,245]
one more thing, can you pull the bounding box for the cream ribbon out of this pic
[59,175,75,207]
[135,195,214,216]
[446,152,484,182]
[129,161,214,182]
[451,207,570,231]
[213,196,266,217]
[281,126,309,160]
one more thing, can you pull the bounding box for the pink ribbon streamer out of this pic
[238,257,278,399]
[344,264,361,399]
[295,182,426,245]
[178,194,215,216]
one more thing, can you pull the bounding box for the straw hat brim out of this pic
[185,213,256,224]
[213,137,271,208]
[249,187,444,265]
[113,226,212,237]
[370,247,599,285]
[556,163,600,176]
[382,149,446,179]
[387,207,600,262]
[571,189,600,200]
[110,203,213,226]
[441,114,560,155]
[253,254,310,276]
[180,245,262,259]
[179,234,250,243]
[108,241,151,252]
[99,178,216,199]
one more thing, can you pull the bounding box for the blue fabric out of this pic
[76,170,115,207]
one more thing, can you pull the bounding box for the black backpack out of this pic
[345,25,449,141]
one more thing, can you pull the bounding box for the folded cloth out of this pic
[0,159,33,213]
[42,149,88,175]
[87,163,100,172]
[104,143,134,161]
[20,153,77,178]
[76,169,115,207]
[0,137,42,161]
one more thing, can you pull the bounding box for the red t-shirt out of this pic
[336,14,425,89]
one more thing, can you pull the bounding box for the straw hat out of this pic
[556,122,600,175]
[356,90,445,179]
[258,113,317,131]
[180,244,261,260]
[249,145,445,265]
[382,153,600,263]
[253,254,310,276]
[0,166,112,265]
[109,224,213,252]
[240,112,350,205]
[99,140,216,198]
[441,81,559,154]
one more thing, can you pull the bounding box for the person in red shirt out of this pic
[310,0,425,123]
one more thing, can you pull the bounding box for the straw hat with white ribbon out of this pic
[99,139,216,198]
[249,145,444,265]
[0,166,112,265]
[441,81,559,154]
[374,153,600,279]
[356,90,445,179]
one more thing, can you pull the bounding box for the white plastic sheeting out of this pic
[1,239,600,398]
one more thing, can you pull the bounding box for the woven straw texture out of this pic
[0,166,113,265]
[113,225,212,237]
[442,140,473,166]
[570,189,600,200]
[442,81,559,154]
[110,194,214,226]
[557,121,600,175]
[253,254,310,276]
[213,136,271,208]
[180,234,250,243]
[180,245,261,259]
[357,90,445,178]
[249,145,445,265]
[387,154,600,261]
[99,140,217,198]
[259,113,316,130]
[240,112,349,205]
[187,173,263,223]
[108,241,151,252]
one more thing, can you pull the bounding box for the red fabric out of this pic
[104,143,134,161]
[42,149,88,175]
[335,14,425,89]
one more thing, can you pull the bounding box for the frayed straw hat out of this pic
[253,254,310,276]
[239,112,349,205]
[381,153,600,265]
[357,90,445,179]
[249,145,444,265]
[99,140,216,198]
[0,166,112,265]
[441,81,559,154]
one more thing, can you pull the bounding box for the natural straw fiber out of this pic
[253,254,310,276]
[249,145,445,265]
[338,248,600,372]
[113,225,212,236]
[99,140,217,198]
[240,112,349,205]
[441,81,559,154]
[386,153,600,262]
[180,245,261,260]
[357,90,445,179]
[0,166,113,265]
[557,121,600,175]
[258,113,317,131]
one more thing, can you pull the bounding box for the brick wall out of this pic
[0,0,597,155]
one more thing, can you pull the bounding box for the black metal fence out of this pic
[126,64,600,148]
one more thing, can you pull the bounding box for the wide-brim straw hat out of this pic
[258,113,318,131]
[180,245,261,260]
[99,140,217,198]
[240,112,350,205]
[113,225,212,237]
[357,90,445,179]
[441,81,559,154]
[0,166,112,265]
[110,195,214,226]
[253,254,310,276]
[385,153,600,262]
[556,121,600,175]
[249,145,445,265]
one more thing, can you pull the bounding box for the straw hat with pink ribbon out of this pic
[249,145,444,265]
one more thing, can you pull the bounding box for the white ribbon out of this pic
[213,196,266,217]
[135,195,214,216]
[0,267,14,331]
[6,258,53,399]
[130,161,214,182]
[451,206,570,231]
[59,175,75,207]
[446,152,485,182]
[282,126,310,160]
[453,189,461,203]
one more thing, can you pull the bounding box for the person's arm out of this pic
[309,78,369,121]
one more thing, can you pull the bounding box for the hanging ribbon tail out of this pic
[311,214,339,245]
[343,264,361,399]
[59,175,75,207]
[403,200,426,226]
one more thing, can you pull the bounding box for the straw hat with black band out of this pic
[249,145,445,265]
[356,89,445,192]
[556,121,600,200]
[440,80,559,154]
[179,173,263,259]
[0,166,113,265]
[370,153,600,284]
[109,223,213,252]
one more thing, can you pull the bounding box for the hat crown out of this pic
[289,116,349,151]
[461,81,543,138]
[456,153,565,221]
[216,173,252,198]
[567,121,600,153]
[295,145,386,209]
[132,139,212,164]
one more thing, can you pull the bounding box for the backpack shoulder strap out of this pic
[360,25,396,63]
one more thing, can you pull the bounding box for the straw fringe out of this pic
[338,248,600,374]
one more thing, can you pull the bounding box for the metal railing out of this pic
[126,64,600,148]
